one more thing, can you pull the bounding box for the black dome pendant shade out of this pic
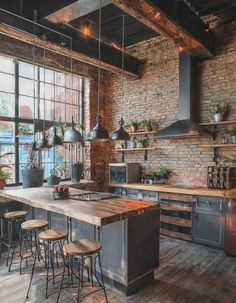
[48,127,63,146]
[110,118,130,141]
[87,115,109,141]
[64,117,82,143]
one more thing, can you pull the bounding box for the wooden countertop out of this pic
[109,183,236,199]
[0,187,159,227]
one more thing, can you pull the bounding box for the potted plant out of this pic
[157,166,172,183]
[127,137,136,148]
[130,120,140,133]
[71,162,84,183]
[21,144,44,188]
[141,119,154,131]
[213,103,229,122]
[47,163,65,186]
[137,137,148,148]
[227,126,236,144]
[0,151,13,189]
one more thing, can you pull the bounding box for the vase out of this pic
[22,168,44,188]
[214,113,223,122]
[47,176,60,186]
[232,136,236,144]
[71,163,84,183]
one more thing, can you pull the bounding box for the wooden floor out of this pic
[1,236,236,303]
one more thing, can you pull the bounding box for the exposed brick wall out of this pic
[103,21,236,188]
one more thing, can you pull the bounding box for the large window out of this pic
[0,55,83,185]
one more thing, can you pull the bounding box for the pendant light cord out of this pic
[97,0,102,116]
[33,10,37,143]
[43,35,46,133]
[121,14,125,120]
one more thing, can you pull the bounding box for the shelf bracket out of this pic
[211,125,217,140]
[122,151,125,163]
[212,147,216,162]
[144,150,148,161]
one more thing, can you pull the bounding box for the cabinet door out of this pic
[192,210,225,248]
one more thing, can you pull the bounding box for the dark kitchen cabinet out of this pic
[192,196,225,248]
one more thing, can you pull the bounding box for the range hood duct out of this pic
[154,52,208,138]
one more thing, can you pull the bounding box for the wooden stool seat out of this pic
[4,210,27,219]
[21,219,49,230]
[65,239,101,257]
[39,229,68,242]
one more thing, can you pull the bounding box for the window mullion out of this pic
[15,61,19,184]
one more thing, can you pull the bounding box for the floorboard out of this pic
[0,236,236,303]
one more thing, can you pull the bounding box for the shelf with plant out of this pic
[212,102,229,123]
[143,166,172,184]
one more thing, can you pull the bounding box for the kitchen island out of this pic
[0,187,160,295]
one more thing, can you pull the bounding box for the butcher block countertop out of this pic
[0,187,159,226]
[109,183,236,199]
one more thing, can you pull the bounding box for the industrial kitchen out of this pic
[0,1,236,303]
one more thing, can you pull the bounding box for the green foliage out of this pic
[0,170,11,181]
[50,164,65,177]
[141,119,153,127]
[0,99,9,116]
[138,137,148,144]
[149,166,172,180]
[214,103,229,114]
[24,144,38,169]
[131,120,140,127]
[17,124,33,136]
[227,126,236,136]
[76,123,85,131]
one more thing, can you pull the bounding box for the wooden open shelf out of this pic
[129,131,156,136]
[199,144,236,148]
[112,147,159,152]
[199,120,236,126]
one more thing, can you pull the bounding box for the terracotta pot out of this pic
[144,126,153,132]
[130,125,138,133]
[0,179,6,189]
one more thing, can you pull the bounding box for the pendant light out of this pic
[86,0,109,141]
[63,39,82,143]
[39,34,50,149]
[110,15,130,141]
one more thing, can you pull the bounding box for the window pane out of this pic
[18,123,34,143]
[0,73,15,93]
[0,144,16,184]
[55,72,65,87]
[65,74,72,88]
[73,76,80,90]
[55,86,65,102]
[55,102,65,120]
[72,90,79,105]
[44,101,54,120]
[0,92,15,117]
[40,83,54,100]
[0,121,15,143]
[45,69,54,84]
[0,56,15,74]
[19,78,37,97]
[19,62,38,79]
[19,96,36,118]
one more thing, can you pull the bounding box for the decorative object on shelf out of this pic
[47,162,65,186]
[213,102,229,122]
[21,144,44,188]
[110,15,130,141]
[137,137,148,148]
[71,162,84,183]
[145,166,172,184]
[158,166,172,183]
[207,165,236,189]
[127,137,136,149]
[227,125,236,144]
[87,0,109,141]
[0,151,13,189]
[53,186,69,200]
[129,120,140,133]
[141,119,154,132]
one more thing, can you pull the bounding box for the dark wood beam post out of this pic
[112,0,215,58]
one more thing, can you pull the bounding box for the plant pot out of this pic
[47,175,60,186]
[0,179,6,189]
[22,168,44,188]
[136,142,144,148]
[214,113,223,122]
[130,125,138,133]
[232,136,236,144]
[159,178,167,184]
[71,163,84,183]
[127,141,136,149]
[144,126,153,132]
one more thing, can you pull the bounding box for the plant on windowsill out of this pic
[21,144,44,188]
[227,126,236,144]
[136,137,148,148]
[213,103,229,122]
[141,119,154,132]
[47,163,65,186]
[0,151,13,189]
[17,124,33,137]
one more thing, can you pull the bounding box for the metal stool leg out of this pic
[6,221,13,266]
[26,252,37,298]
[97,253,108,303]
[0,217,4,258]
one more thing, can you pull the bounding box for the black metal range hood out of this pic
[154,52,208,138]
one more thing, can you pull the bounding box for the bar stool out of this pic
[0,210,27,267]
[57,239,108,303]
[15,219,49,274]
[26,229,69,299]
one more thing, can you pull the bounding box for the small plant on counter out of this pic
[141,119,154,131]
[227,125,236,144]
[213,102,229,122]
[157,166,172,183]
[137,137,148,148]
[47,163,65,186]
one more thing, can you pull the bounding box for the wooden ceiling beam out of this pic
[111,0,215,58]
[0,9,141,77]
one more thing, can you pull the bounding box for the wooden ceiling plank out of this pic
[111,0,215,58]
